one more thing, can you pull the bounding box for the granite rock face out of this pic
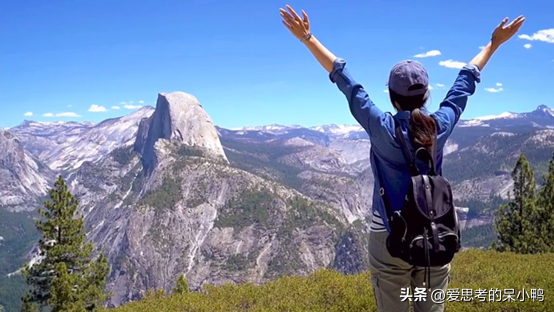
[0,129,55,212]
[8,107,154,171]
[64,91,347,306]
[135,92,228,173]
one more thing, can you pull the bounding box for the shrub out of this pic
[103,249,554,312]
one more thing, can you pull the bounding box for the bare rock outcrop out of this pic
[135,92,227,173]
[0,129,55,211]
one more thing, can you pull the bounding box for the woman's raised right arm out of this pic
[432,15,526,138]
[469,41,499,72]
[469,16,526,71]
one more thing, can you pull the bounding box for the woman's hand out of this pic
[278,4,335,72]
[469,15,526,72]
[491,16,526,47]
[279,5,312,42]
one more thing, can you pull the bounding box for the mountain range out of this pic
[1,93,553,309]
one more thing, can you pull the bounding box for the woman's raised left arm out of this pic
[280,5,391,142]
[280,5,335,73]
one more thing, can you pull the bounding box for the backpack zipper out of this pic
[409,232,458,249]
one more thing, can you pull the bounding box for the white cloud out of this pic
[43,112,81,117]
[414,50,441,58]
[383,89,389,93]
[496,83,503,87]
[523,43,532,49]
[112,106,121,110]
[56,112,81,117]
[24,112,33,116]
[479,46,485,50]
[485,87,503,93]
[124,105,142,109]
[429,85,434,90]
[88,104,107,112]
[518,28,554,43]
[67,104,72,107]
[436,83,445,88]
[119,101,142,109]
[439,60,467,69]
[120,101,141,107]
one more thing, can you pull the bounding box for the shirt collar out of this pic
[393,108,430,119]
[394,111,410,119]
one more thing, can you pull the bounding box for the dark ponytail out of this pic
[409,108,437,148]
[389,87,437,149]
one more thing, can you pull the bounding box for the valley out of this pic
[1,91,553,310]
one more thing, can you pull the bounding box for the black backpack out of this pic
[376,119,461,289]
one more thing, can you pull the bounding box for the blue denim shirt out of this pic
[329,58,481,233]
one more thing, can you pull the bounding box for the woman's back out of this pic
[279,6,525,311]
[327,58,481,232]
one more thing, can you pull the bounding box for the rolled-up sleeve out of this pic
[432,64,482,136]
[329,58,392,141]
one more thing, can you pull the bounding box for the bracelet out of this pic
[300,33,312,43]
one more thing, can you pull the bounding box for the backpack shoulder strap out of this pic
[393,119,420,176]
[375,157,393,223]
[394,117,440,176]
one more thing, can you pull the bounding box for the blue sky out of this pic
[0,0,553,129]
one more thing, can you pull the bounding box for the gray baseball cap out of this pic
[387,60,429,97]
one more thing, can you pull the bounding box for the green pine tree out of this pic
[537,152,554,252]
[79,253,111,311]
[21,292,39,312]
[21,175,110,311]
[493,153,546,254]
[172,275,189,296]
[49,262,85,312]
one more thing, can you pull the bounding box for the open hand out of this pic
[492,16,526,46]
[280,5,311,42]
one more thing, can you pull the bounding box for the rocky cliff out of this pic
[62,91,358,306]
[0,130,55,212]
[134,92,227,174]
[70,146,349,306]
[9,107,154,171]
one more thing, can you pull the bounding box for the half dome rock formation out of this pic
[135,92,228,172]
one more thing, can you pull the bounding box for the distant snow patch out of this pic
[490,132,515,137]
